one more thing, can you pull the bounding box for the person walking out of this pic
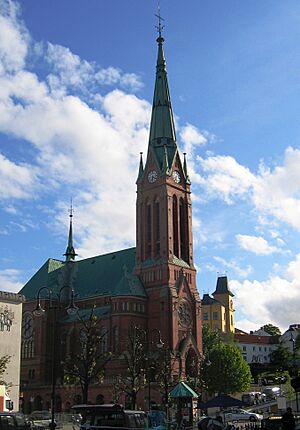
[281,407,295,430]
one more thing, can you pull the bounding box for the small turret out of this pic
[64,203,77,262]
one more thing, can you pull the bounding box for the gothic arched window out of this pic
[173,196,179,257]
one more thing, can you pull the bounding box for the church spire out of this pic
[148,13,177,172]
[64,201,77,262]
[136,152,144,183]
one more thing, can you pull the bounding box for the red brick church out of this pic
[19,27,202,413]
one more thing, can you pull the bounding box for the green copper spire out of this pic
[64,202,77,262]
[136,152,144,183]
[148,19,177,172]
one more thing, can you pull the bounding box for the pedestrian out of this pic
[281,407,295,430]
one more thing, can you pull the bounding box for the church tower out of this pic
[135,24,202,371]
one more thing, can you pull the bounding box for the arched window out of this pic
[173,196,178,257]
[154,198,160,256]
[100,327,108,353]
[179,198,188,262]
[113,326,119,352]
[146,202,152,258]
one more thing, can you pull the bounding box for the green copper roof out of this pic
[148,36,178,172]
[169,381,198,398]
[20,248,146,301]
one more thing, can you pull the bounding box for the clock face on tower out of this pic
[148,170,158,183]
[172,170,181,184]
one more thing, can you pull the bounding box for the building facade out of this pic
[201,276,235,334]
[19,30,202,412]
[0,291,24,411]
[234,329,279,364]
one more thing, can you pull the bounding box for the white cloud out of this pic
[196,147,300,233]
[46,43,143,94]
[253,147,300,231]
[232,255,300,332]
[196,154,256,204]
[213,255,252,278]
[0,153,38,199]
[0,0,29,72]
[0,1,150,255]
[0,268,23,292]
[236,234,279,255]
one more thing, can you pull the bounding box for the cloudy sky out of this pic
[1,0,300,333]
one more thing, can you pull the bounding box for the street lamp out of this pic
[289,331,299,412]
[33,285,78,430]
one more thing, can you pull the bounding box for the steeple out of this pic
[64,202,77,262]
[136,152,144,183]
[148,15,177,173]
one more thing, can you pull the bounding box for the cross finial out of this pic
[155,2,165,38]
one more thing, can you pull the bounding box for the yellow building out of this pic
[201,276,235,334]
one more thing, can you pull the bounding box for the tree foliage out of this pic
[202,326,251,395]
[114,326,147,410]
[269,343,293,372]
[63,307,112,404]
[262,324,281,336]
[153,346,178,412]
[0,355,10,386]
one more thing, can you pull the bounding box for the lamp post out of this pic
[289,332,299,412]
[33,285,78,430]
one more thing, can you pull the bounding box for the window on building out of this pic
[264,347,267,352]
[203,313,208,321]
[243,346,246,351]
[213,312,218,320]
[253,346,256,351]
[100,327,108,353]
[112,326,119,353]
[259,347,262,352]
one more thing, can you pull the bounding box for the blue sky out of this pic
[1,0,300,332]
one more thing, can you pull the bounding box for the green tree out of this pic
[0,355,10,386]
[202,326,251,395]
[202,324,222,355]
[269,343,293,372]
[295,333,300,351]
[262,324,281,336]
[63,307,112,404]
[202,343,251,395]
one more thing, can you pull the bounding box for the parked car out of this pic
[242,392,267,405]
[71,404,148,430]
[0,412,30,429]
[262,386,281,400]
[29,410,56,428]
[224,409,263,422]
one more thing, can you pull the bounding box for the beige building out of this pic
[0,291,24,411]
[201,276,235,334]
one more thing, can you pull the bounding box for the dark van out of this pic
[72,404,148,430]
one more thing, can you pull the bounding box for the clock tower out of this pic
[135,28,202,375]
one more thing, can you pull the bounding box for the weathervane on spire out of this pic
[155,1,165,38]
[69,198,73,219]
